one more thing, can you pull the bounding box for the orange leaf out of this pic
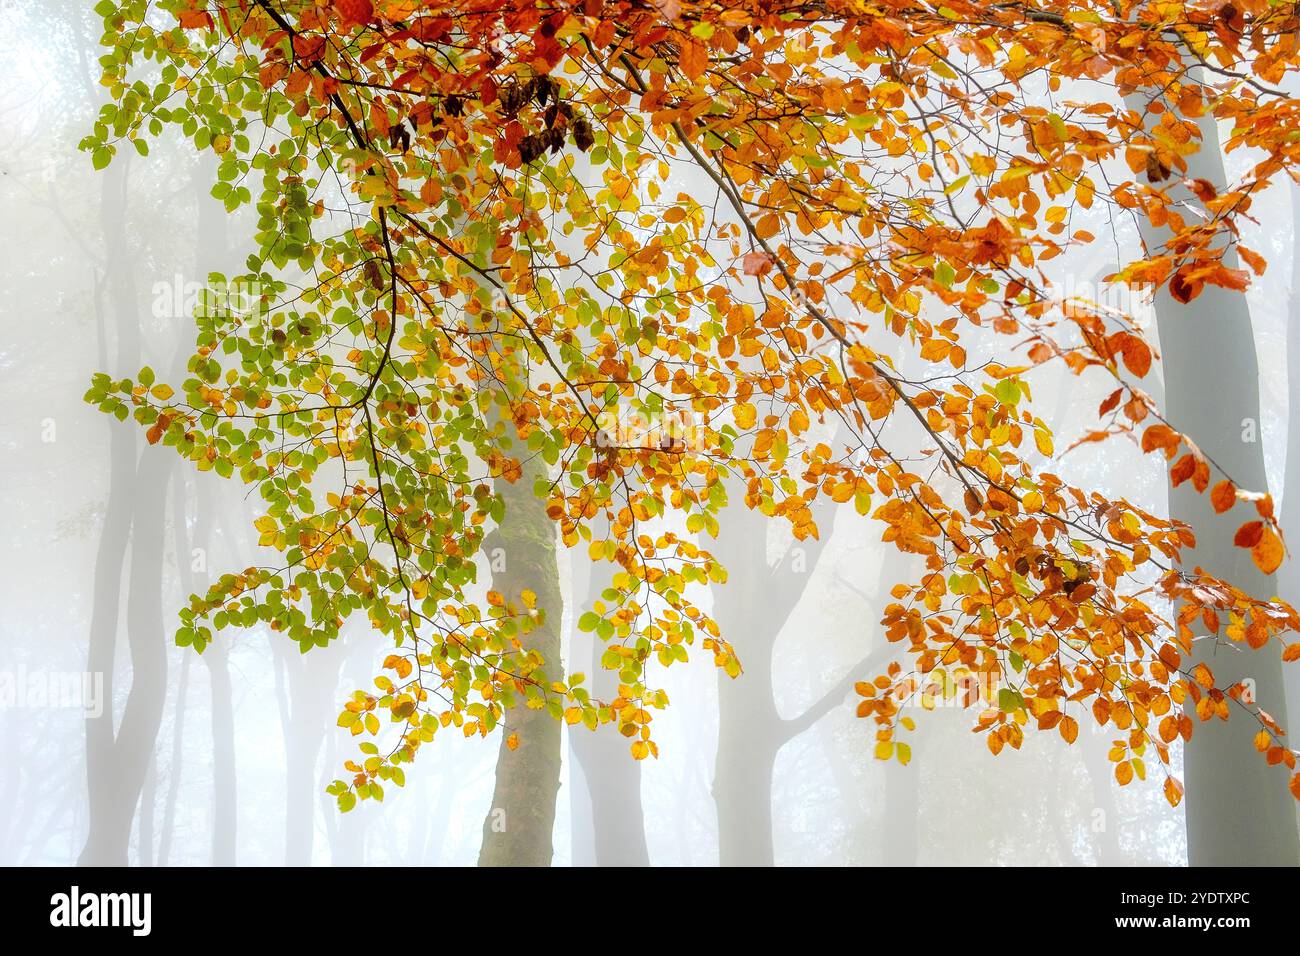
[1060,715,1079,744]
[679,39,708,80]
[1252,527,1284,575]
[1164,776,1184,807]
[178,9,215,29]
[742,251,773,276]
[1118,334,1151,378]
[1210,480,1235,514]
[1141,423,1180,458]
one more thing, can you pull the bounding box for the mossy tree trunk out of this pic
[477,454,564,867]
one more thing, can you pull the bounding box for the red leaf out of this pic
[1234,520,1264,549]
[334,0,374,29]
[1098,387,1123,416]
[1169,269,1199,304]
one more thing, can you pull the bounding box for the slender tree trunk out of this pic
[710,508,785,867]
[80,159,139,868]
[205,641,236,865]
[880,754,920,866]
[276,644,341,866]
[712,701,780,866]
[116,444,175,865]
[1281,180,1300,835]
[568,541,650,866]
[477,461,564,867]
[1127,88,1300,865]
[156,652,189,867]
[191,171,239,866]
[710,499,898,866]
[79,434,174,868]
[1080,735,1124,865]
[138,755,156,866]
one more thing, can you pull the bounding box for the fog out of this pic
[2,1,1298,868]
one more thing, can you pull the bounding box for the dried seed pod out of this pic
[572,118,594,152]
[518,134,543,164]
[1144,151,1170,183]
[389,121,410,153]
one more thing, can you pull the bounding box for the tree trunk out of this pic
[275,643,341,866]
[713,692,780,866]
[710,507,782,866]
[477,460,564,867]
[192,170,238,867]
[567,540,650,866]
[205,642,237,865]
[1279,178,1300,836]
[79,158,140,868]
[156,652,189,867]
[880,755,920,866]
[1127,88,1300,865]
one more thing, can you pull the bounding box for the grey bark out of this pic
[1126,87,1300,865]
[568,537,650,866]
[477,456,564,867]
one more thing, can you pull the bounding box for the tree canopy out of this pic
[82,0,1300,811]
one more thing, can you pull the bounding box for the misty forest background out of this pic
[4,1,1300,867]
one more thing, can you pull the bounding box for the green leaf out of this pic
[934,260,955,289]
